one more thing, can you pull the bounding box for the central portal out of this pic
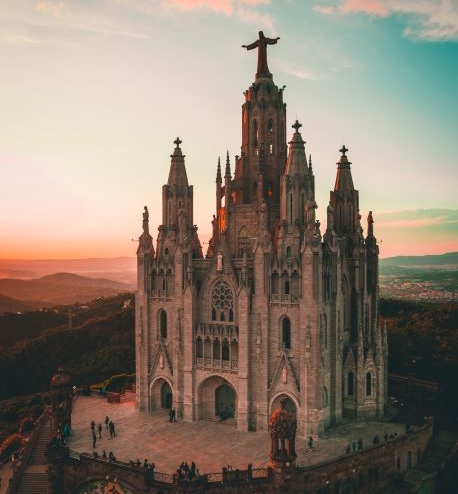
[215,384,235,420]
[198,376,237,421]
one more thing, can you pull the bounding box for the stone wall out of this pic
[54,423,433,494]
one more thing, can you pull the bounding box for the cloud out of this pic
[0,34,39,44]
[36,1,69,18]
[168,0,270,14]
[283,67,320,81]
[376,209,458,229]
[314,0,458,40]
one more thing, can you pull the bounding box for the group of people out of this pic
[129,458,156,473]
[175,460,199,481]
[93,450,117,461]
[345,438,364,454]
[90,416,116,448]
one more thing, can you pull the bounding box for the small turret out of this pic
[330,145,359,236]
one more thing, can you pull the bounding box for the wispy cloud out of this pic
[283,67,320,81]
[314,0,458,41]
[0,34,39,44]
[166,0,270,15]
[376,209,458,229]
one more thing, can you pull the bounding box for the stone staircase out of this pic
[13,423,51,494]
[381,430,458,493]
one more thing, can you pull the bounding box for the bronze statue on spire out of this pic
[242,31,280,78]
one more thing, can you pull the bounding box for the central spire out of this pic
[242,31,280,80]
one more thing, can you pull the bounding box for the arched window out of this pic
[231,339,238,364]
[348,371,354,396]
[238,226,250,257]
[196,337,203,358]
[282,317,291,349]
[229,309,234,322]
[267,118,273,133]
[284,280,290,295]
[159,310,167,339]
[366,372,372,396]
[213,338,221,361]
[222,339,229,361]
[286,246,291,258]
[211,308,216,321]
[252,119,258,149]
[267,118,274,155]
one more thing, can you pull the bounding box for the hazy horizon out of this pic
[2,1,457,259]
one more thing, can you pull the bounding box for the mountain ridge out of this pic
[0,272,133,313]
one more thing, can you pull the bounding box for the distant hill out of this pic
[0,257,136,285]
[0,294,42,315]
[0,272,133,312]
[380,252,458,269]
[379,252,457,301]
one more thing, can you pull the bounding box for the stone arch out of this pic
[270,393,299,420]
[150,377,173,411]
[71,478,140,494]
[197,375,237,421]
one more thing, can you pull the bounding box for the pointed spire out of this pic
[167,137,189,187]
[284,120,307,177]
[308,154,313,172]
[225,151,231,178]
[334,144,354,192]
[216,156,222,182]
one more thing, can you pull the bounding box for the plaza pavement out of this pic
[66,394,407,475]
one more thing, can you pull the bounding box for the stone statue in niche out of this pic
[217,251,223,271]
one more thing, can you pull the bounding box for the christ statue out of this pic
[242,31,280,78]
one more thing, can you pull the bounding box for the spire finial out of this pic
[174,137,182,149]
[340,145,348,156]
[292,120,302,132]
[225,151,231,176]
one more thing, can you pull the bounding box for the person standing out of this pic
[92,430,97,448]
[97,423,102,438]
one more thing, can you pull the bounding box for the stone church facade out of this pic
[135,33,388,437]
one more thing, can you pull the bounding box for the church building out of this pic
[135,32,388,436]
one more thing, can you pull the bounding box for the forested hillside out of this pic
[382,299,458,412]
[0,293,135,441]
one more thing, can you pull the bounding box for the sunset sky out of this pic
[1,0,457,260]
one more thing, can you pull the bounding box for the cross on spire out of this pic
[292,120,302,132]
[340,145,348,156]
[174,137,182,149]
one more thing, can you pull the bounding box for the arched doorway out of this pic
[161,382,172,409]
[215,384,235,420]
[197,376,237,421]
[271,394,297,419]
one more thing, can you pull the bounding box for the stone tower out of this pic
[135,33,387,436]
